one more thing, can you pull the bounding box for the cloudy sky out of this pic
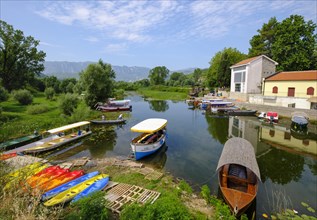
[1,0,316,70]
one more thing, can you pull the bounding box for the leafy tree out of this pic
[272,15,317,71]
[0,20,46,91]
[206,48,247,89]
[193,68,202,85]
[66,82,75,93]
[59,93,79,116]
[43,76,61,93]
[148,66,169,85]
[249,15,317,71]
[79,59,115,108]
[12,89,33,105]
[249,17,278,58]
[60,78,77,93]
[44,87,55,100]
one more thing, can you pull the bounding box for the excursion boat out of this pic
[95,99,132,112]
[44,174,108,206]
[291,112,309,133]
[258,111,278,123]
[23,121,92,154]
[216,137,261,216]
[130,118,167,160]
[0,133,42,151]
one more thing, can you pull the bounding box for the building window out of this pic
[272,86,278,94]
[235,83,241,92]
[307,87,314,95]
[234,71,246,83]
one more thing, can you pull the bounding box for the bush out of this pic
[12,89,33,105]
[121,194,192,220]
[59,93,79,116]
[70,103,92,122]
[64,191,108,220]
[44,87,55,100]
[26,104,49,115]
[0,87,9,102]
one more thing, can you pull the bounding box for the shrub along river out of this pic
[49,94,317,218]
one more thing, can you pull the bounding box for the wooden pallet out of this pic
[72,157,89,167]
[145,170,163,181]
[105,183,161,213]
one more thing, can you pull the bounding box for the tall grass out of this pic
[137,86,189,100]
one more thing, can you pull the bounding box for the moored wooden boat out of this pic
[130,118,167,160]
[227,109,257,116]
[0,134,42,151]
[90,118,126,124]
[216,137,261,216]
[291,112,309,133]
[23,121,92,154]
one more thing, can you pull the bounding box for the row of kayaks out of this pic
[3,161,109,206]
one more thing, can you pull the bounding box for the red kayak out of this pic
[26,166,61,185]
[27,168,70,189]
[0,152,17,160]
[38,170,85,192]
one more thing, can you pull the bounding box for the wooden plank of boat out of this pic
[216,137,260,216]
[90,119,126,124]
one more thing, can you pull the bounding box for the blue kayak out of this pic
[72,176,109,203]
[41,171,99,201]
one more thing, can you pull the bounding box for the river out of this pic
[50,94,317,219]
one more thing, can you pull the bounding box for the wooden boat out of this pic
[23,121,92,154]
[38,170,84,192]
[130,118,167,160]
[95,99,132,112]
[44,174,108,206]
[291,112,309,133]
[0,134,41,151]
[216,137,261,216]
[90,118,126,124]
[72,176,109,203]
[41,171,99,201]
[227,110,257,116]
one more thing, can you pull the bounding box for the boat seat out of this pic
[145,134,158,144]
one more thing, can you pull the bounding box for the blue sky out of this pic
[1,0,316,70]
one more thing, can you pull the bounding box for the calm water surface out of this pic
[51,94,317,218]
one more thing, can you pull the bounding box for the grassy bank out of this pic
[137,86,190,100]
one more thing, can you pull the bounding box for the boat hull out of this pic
[0,134,41,151]
[227,110,257,116]
[131,135,166,160]
[90,119,126,124]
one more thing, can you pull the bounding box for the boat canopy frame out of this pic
[216,137,261,181]
[131,118,167,133]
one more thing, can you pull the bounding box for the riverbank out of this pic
[0,154,216,219]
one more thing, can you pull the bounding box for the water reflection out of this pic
[205,113,229,144]
[147,100,169,112]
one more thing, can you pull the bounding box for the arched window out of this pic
[307,87,314,95]
[272,86,278,94]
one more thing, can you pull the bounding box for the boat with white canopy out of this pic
[130,118,167,160]
[23,121,91,154]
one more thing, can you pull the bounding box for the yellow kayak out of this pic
[4,163,49,190]
[44,174,108,206]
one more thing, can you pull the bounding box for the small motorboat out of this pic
[291,112,309,133]
[217,137,261,216]
[227,109,257,116]
[130,118,167,160]
[258,111,278,123]
[0,133,42,151]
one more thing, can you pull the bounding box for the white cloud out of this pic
[104,43,128,53]
[40,41,60,47]
[85,36,99,43]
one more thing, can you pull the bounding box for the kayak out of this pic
[72,176,109,203]
[27,168,70,189]
[0,152,17,160]
[44,174,108,206]
[4,163,48,189]
[41,171,99,201]
[26,166,62,185]
[38,170,84,192]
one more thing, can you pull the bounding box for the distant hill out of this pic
[43,61,151,81]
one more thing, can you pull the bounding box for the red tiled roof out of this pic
[231,56,260,67]
[265,70,317,81]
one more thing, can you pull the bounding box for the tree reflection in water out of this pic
[148,100,169,112]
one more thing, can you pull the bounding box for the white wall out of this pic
[249,95,312,109]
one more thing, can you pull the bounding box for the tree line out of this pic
[1,14,316,107]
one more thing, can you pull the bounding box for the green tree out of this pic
[0,20,46,91]
[59,93,79,116]
[272,15,317,71]
[249,17,278,58]
[193,68,202,85]
[0,86,9,102]
[249,15,317,71]
[206,48,247,89]
[79,59,116,108]
[44,87,55,100]
[60,78,77,93]
[43,76,61,93]
[148,66,169,85]
[12,89,33,105]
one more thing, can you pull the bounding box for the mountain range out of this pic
[43,61,197,81]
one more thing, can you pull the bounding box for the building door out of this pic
[288,87,295,97]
